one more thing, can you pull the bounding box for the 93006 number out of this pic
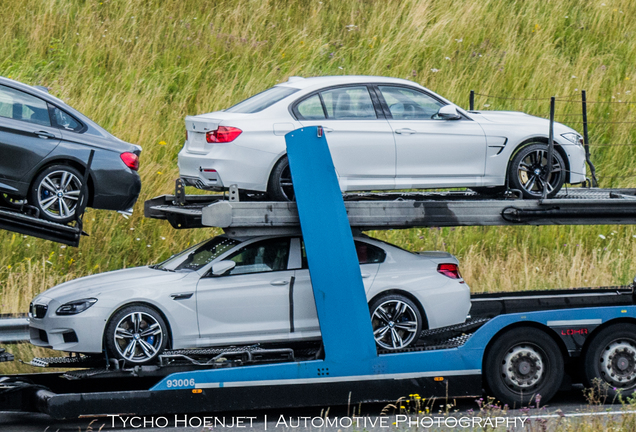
[166,378,195,388]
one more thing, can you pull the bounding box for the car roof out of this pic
[276,75,426,91]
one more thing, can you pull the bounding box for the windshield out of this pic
[153,237,240,272]
[225,86,299,114]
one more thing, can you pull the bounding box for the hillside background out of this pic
[2,0,636,319]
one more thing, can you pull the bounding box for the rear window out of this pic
[225,86,299,114]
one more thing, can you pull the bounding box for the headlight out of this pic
[56,298,97,315]
[561,133,583,146]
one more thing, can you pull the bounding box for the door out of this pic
[376,85,487,188]
[292,239,381,335]
[295,85,396,191]
[0,85,61,192]
[196,238,294,345]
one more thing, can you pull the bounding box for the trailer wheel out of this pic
[583,323,636,400]
[105,305,168,365]
[484,327,563,406]
[369,294,423,350]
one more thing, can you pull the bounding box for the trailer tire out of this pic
[484,327,563,407]
[105,305,168,365]
[583,323,636,401]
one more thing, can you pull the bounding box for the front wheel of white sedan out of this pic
[370,294,423,350]
[508,143,566,199]
[105,305,168,365]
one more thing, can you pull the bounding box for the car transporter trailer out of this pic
[3,128,636,419]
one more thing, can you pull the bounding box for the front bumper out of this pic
[29,298,107,354]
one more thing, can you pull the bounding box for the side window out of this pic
[355,241,386,264]
[300,240,385,268]
[51,106,82,132]
[0,85,51,126]
[320,86,376,120]
[296,94,325,120]
[227,238,290,275]
[378,86,444,120]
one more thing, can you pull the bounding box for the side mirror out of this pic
[437,105,462,120]
[211,260,236,276]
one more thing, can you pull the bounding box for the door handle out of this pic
[35,131,56,139]
[322,127,334,133]
[171,292,194,300]
[270,280,290,286]
[361,273,371,278]
[395,128,416,135]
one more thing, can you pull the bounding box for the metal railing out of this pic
[0,314,29,343]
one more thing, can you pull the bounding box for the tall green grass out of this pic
[2,0,636,317]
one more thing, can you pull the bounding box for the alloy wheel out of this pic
[516,149,563,197]
[371,299,419,350]
[113,311,165,363]
[37,170,82,220]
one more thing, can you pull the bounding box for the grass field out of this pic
[2,0,636,317]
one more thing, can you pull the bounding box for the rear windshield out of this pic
[152,237,240,272]
[225,86,299,114]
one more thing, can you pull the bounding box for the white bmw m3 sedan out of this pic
[29,234,470,364]
[179,76,587,200]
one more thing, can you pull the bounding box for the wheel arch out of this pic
[367,289,429,330]
[508,137,571,184]
[102,301,174,351]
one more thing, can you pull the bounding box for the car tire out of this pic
[105,305,168,365]
[484,327,564,407]
[583,323,636,401]
[29,165,85,223]
[369,294,423,350]
[507,143,566,199]
[267,156,295,201]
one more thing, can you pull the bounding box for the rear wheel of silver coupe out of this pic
[105,305,168,365]
[508,143,565,199]
[484,327,564,407]
[267,156,295,201]
[369,294,423,350]
[29,165,85,223]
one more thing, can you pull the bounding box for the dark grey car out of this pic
[0,77,141,223]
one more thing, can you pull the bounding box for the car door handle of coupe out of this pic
[394,128,416,135]
[270,280,290,286]
[36,131,56,139]
[171,292,194,300]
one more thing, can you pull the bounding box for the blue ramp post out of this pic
[285,126,378,363]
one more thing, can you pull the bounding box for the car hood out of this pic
[36,267,189,302]
[471,110,578,135]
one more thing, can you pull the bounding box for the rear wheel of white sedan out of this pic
[105,305,168,365]
[267,156,295,201]
[370,294,423,350]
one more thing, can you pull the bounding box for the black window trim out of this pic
[47,103,87,134]
[372,84,471,121]
[289,84,387,121]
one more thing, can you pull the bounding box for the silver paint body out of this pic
[29,235,470,354]
[178,76,586,193]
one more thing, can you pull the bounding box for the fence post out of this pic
[581,90,598,187]
[469,90,475,111]
[542,97,555,200]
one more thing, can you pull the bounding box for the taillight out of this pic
[437,263,461,279]
[120,152,139,171]
[206,126,242,143]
